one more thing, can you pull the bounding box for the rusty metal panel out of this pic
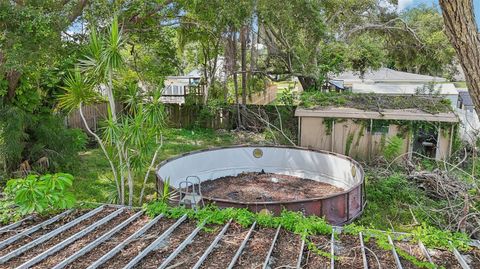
[348,185,362,219]
[321,195,347,225]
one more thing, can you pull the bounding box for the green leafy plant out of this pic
[411,223,471,251]
[159,178,174,204]
[384,136,404,162]
[4,173,76,215]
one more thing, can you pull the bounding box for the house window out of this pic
[164,85,172,95]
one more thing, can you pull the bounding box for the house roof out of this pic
[331,68,447,83]
[459,90,475,107]
[352,83,458,96]
[295,107,458,123]
[166,69,202,80]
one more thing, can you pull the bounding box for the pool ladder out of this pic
[178,176,204,210]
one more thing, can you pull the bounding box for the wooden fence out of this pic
[66,102,297,142]
[65,102,123,132]
[246,85,278,105]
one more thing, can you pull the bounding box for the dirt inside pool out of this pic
[198,172,344,202]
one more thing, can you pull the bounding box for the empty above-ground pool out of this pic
[156,145,365,225]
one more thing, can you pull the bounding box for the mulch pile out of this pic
[200,172,344,202]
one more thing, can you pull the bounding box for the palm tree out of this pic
[79,16,125,122]
[59,16,165,206]
[58,70,121,200]
[60,16,128,204]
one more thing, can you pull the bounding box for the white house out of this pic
[161,70,202,104]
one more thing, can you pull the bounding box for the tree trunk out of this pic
[232,29,242,129]
[241,26,248,105]
[5,70,21,102]
[298,76,317,91]
[439,0,480,115]
[202,52,210,104]
[249,9,256,96]
[107,70,117,121]
[79,103,121,201]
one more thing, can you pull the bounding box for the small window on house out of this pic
[172,85,179,95]
[163,86,172,95]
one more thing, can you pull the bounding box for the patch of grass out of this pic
[69,128,235,204]
[356,172,446,232]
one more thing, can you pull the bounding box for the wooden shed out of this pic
[295,97,459,161]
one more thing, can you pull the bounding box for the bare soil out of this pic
[66,215,151,269]
[1,207,115,269]
[200,172,344,202]
[0,215,50,242]
[163,224,221,268]
[462,247,480,268]
[32,211,133,268]
[428,248,462,269]
[335,234,364,269]
[269,230,302,268]
[302,235,330,269]
[199,223,248,268]
[364,239,397,269]
[135,221,198,268]
[233,228,276,268]
[98,218,178,269]
[394,241,430,269]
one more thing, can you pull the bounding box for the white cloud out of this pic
[398,0,414,10]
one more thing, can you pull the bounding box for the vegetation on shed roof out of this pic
[299,92,453,114]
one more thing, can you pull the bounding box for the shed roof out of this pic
[295,107,458,123]
[299,93,453,114]
[352,83,458,96]
[331,68,447,83]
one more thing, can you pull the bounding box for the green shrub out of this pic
[27,115,87,172]
[0,104,87,174]
[384,136,403,161]
[4,173,76,215]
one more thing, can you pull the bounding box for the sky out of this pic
[398,0,480,26]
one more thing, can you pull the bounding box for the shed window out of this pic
[370,120,389,134]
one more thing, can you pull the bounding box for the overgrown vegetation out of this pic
[0,106,87,176]
[384,136,404,161]
[70,128,235,204]
[358,172,444,231]
[144,200,473,264]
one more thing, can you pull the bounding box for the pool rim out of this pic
[155,144,365,206]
